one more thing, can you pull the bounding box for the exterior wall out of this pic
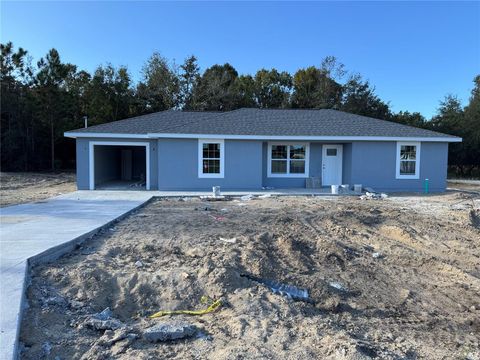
[76,138,90,190]
[342,143,353,186]
[75,137,449,192]
[75,138,158,190]
[157,139,263,190]
[349,141,448,192]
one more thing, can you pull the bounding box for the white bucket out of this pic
[331,185,339,195]
[354,184,362,193]
[212,186,221,197]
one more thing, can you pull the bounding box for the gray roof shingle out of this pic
[66,108,459,139]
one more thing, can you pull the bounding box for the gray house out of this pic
[64,108,461,192]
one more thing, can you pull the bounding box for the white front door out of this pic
[322,145,343,186]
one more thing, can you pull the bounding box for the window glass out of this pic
[203,143,220,159]
[272,145,287,159]
[203,159,220,174]
[400,160,416,175]
[290,145,305,159]
[326,148,337,156]
[400,145,416,160]
[271,160,287,173]
[290,160,305,174]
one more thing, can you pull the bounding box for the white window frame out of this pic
[267,142,310,178]
[198,139,225,178]
[396,141,421,179]
[89,141,150,190]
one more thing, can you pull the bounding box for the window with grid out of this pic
[198,140,224,178]
[202,143,221,174]
[396,142,420,179]
[269,144,307,176]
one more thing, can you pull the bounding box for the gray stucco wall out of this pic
[76,138,90,190]
[157,139,263,190]
[349,141,448,192]
[75,137,449,192]
[342,143,352,186]
[75,138,158,190]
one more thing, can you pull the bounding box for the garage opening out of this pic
[90,143,150,190]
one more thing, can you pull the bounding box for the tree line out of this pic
[1,42,479,177]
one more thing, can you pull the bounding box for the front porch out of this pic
[75,187,360,198]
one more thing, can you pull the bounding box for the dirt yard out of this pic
[448,180,480,192]
[0,172,76,207]
[20,193,480,359]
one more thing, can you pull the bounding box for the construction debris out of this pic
[97,329,138,347]
[329,282,346,291]
[360,191,388,200]
[212,186,221,197]
[241,274,311,302]
[143,321,197,342]
[200,195,228,201]
[219,237,237,243]
[84,308,125,331]
[149,299,222,318]
[240,194,254,201]
[258,194,273,199]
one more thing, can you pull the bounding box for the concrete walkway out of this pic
[0,191,153,360]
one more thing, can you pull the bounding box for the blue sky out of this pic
[2,1,479,118]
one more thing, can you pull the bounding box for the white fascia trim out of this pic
[65,132,150,139]
[198,139,225,178]
[147,133,462,143]
[65,131,462,143]
[267,142,310,178]
[89,141,151,190]
[395,141,421,180]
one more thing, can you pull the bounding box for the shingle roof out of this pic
[66,108,460,140]
[69,110,221,134]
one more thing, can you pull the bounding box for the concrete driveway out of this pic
[0,191,153,360]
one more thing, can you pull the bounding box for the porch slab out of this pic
[148,188,358,197]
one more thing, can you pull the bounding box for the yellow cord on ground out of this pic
[149,299,222,319]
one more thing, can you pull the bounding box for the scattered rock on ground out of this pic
[84,308,125,331]
[97,328,138,347]
[143,321,197,342]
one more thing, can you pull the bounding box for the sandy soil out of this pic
[447,180,480,192]
[20,193,480,359]
[0,172,76,207]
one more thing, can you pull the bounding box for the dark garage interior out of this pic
[93,145,146,189]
